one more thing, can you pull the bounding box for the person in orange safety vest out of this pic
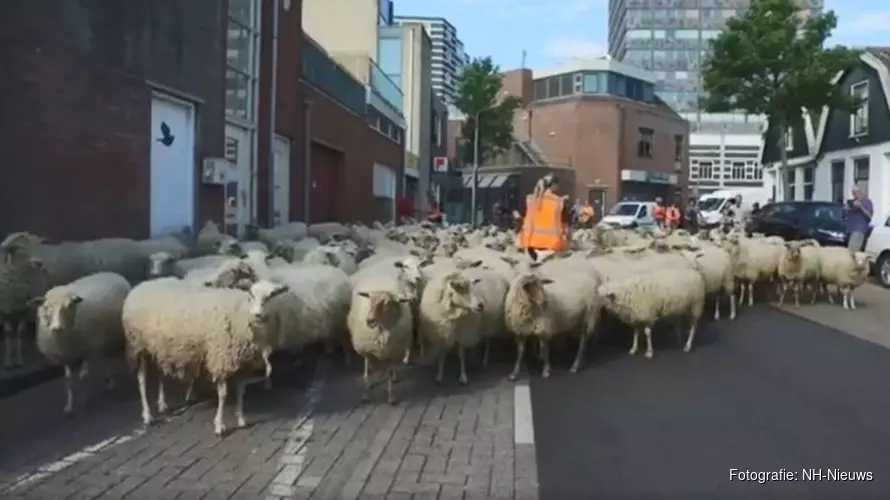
[578,201,595,228]
[652,196,666,229]
[517,174,569,262]
[665,203,681,231]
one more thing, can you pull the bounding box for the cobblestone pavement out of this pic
[0,354,538,499]
[776,282,890,348]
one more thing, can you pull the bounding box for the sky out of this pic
[393,0,890,70]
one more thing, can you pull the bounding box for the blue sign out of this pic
[645,171,671,184]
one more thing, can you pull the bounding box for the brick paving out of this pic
[0,358,539,499]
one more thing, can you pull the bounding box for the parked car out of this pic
[748,201,847,247]
[600,201,658,229]
[864,215,890,287]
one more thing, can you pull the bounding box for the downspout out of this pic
[303,101,313,223]
[249,1,263,229]
[267,0,280,226]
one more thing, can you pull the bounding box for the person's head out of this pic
[655,197,663,204]
[534,174,559,197]
[735,194,742,204]
[689,198,697,206]
[752,202,760,210]
[852,186,863,199]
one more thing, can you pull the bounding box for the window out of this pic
[731,162,746,180]
[785,168,796,201]
[582,73,601,93]
[699,161,713,180]
[637,205,648,218]
[226,0,259,119]
[831,160,845,203]
[850,81,869,136]
[784,127,793,151]
[802,166,815,200]
[854,156,870,192]
[673,135,683,161]
[533,79,547,100]
[637,128,654,158]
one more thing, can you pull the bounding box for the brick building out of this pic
[502,57,690,217]
[0,0,404,241]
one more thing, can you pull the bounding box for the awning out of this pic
[488,174,509,188]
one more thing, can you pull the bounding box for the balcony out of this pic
[333,53,404,116]
[301,35,366,117]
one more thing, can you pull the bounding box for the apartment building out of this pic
[393,15,469,104]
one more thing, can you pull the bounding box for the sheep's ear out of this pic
[70,295,84,305]
[272,284,290,297]
[540,278,554,285]
[605,292,617,301]
[409,249,421,257]
[264,253,276,262]
[28,296,44,307]
[393,261,406,269]
[500,257,518,267]
[397,295,413,303]
[203,281,215,287]
[357,291,371,298]
[529,262,542,269]
[472,278,482,284]
[469,260,483,268]
[419,258,434,268]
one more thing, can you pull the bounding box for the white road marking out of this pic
[514,381,536,444]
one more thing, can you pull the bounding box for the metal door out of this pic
[587,188,607,222]
[224,124,252,238]
[272,135,291,226]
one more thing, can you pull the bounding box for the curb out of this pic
[0,364,63,400]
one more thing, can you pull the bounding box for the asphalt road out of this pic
[532,307,890,500]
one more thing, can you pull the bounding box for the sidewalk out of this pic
[776,282,890,349]
[0,343,61,399]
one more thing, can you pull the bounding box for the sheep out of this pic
[679,244,737,320]
[460,264,510,369]
[776,241,822,307]
[192,221,229,256]
[348,269,415,404]
[303,245,358,274]
[33,272,131,415]
[504,259,602,380]
[272,237,320,262]
[216,239,269,257]
[147,252,233,279]
[1,257,49,369]
[257,222,309,247]
[122,277,289,435]
[817,248,870,309]
[598,266,706,359]
[725,237,782,307]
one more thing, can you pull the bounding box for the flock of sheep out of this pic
[0,219,871,436]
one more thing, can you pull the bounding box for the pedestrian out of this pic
[653,196,666,230]
[427,200,443,225]
[684,198,699,233]
[665,203,681,232]
[516,174,570,262]
[578,200,595,229]
[844,186,873,251]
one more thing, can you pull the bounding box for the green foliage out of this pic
[701,0,861,141]
[454,57,522,164]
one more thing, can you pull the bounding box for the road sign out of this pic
[433,156,449,173]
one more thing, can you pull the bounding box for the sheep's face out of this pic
[247,281,289,323]
[393,257,432,286]
[216,238,244,257]
[784,244,802,262]
[148,252,176,277]
[322,249,341,267]
[34,293,83,335]
[357,290,412,329]
[205,260,259,291]
[513,274,553,310]
[271,243,295,262]
[441,275,484,316]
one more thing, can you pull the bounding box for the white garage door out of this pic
[150,94,196,236]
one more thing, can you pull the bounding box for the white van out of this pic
[697,188,771,227]
[600,201,658,229]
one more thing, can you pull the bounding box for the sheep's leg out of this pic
[508,338,526,381]
[713,294,721,320]
[213,380,229,436]
[643,326,654,359]
[728,290,737,320]
[457,347,468,385]
[184,379,195,405]
[2,321,13,370]
[136,357,154,426]
[849,288,858,309]
[435,353,446,384]
[63,365,75,415]
[78,361,92,409]
[361,357,372,402]
[539,339,552,378]
[824,283,834,304]
[810,282,818,304]
[481,339,491,370]
[402,344,412,365]
[157,377,170,414]
[737,282,746,307]
[628,329,640,356]
[842,288,852,309]
[777,282,787,306]
[13,321,25,367]
[262,346,273,391]
[793,282,801,308]
[569,333,590,373]
[234,379,248,428]
[387,368,398,406]
[683,320,698,353]
[746,283,754,307]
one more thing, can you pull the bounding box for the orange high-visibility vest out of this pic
[653,204,666,221]
[518,192,567,251]
[666,206,680,223]
[579,204,595,223]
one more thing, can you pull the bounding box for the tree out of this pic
[454,57,522,165]
[700,0,861,169]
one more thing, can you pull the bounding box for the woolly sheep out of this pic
[217,239,270,257]
[725,237,783,306]
[33,272,131,414]
[272,237,320,262]
[817,247,870,309]
[122,277,289,435]
[418,270,485,384]
[598,266,706,359]
[148,252,233,278]
[460,265,510,369]
[348,268,415,404]
[679,244,737,320]
[504,259,602,380]
[257,222,309,247]
[777,241,821,307]
[302,245,358,274]
[1,257,49,369]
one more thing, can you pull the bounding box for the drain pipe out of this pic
[267,0,281,226]
[303,100,313,223]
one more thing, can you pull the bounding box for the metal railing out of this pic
[369,58,403,113]
[301,35,366,116]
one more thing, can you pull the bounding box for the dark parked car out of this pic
[748,201,847,246]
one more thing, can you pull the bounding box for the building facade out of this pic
[393,15,468,105]
[501,57,690,216]
[762,48,890,225]
[607,0,824,195]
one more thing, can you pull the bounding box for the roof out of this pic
[865,47,890,71]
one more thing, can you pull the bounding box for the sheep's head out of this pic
[513,274,553,310]
[204,260,259,291]
[271,242,296,262]
[783,242,802,262]
[246,280,290,324]
[0,232,41,264]
[393,256,433,288]
[148,251,177,277]
[33,291,83,335]
[215,237,243,257]
[852,251,870,273]
[317,248,341,268]
[454,259,483,270]
[439,274,484,317]
[357,290,413,329]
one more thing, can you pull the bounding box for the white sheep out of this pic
[348,269,415,404]
[33,272,131,415]
[460,264,510,369]
[122,277,289,435]
[680,244,737,320]
[302,245,358,274]
[817,247,870,309]
[272,237,320,262]
[216,239,270,257]
[598,266,706,359]
[776,241,821,307]
[504,259,602,380]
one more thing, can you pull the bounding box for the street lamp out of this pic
[469,93,506,227]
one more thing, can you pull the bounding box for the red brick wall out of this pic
[0,0,227,240]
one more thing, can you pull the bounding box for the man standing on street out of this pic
[845,186,873,251]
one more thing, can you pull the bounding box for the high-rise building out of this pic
[607,0,824,195]
[393,15,469,104]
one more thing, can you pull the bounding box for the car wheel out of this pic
[876,252,890,288]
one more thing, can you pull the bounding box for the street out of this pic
[2,287,890,499]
